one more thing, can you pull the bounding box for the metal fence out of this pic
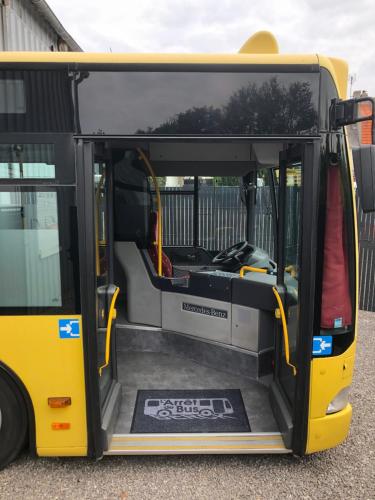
[357,198,375,311]
[159,186,373,311]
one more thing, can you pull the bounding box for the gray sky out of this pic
[49,0,375,96]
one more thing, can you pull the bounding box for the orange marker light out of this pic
[52,422,71,430]
[48,397,72,408]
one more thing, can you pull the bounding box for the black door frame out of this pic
[291,140,321,454]
[76,139,103,458]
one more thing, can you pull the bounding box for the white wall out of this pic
[0,0,58,51]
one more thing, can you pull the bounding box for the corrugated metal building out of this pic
[0,0,81,51]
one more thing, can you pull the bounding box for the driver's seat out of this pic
[148,212,173,278]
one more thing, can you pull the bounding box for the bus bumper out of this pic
[306,403,352,453]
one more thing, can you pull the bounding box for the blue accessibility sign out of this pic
[59,319,80,339]
[312,335,333,356]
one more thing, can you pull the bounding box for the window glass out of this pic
[284,164,302,280]
[199,177,246,251]
[0,79,25,113]
[95,162,109,279]
[0,143,55,179]
[77,71,319,135]
[0,190,62,307]
[252,169,276,259]
[278,160,302,403]
[151,176,194,246]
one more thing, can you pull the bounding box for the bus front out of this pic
[1,32,375,467]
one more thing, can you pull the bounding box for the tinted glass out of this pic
[76,71,319,135]
[319,68,339,132]
[0,79,25,113]
[0,71,74,133]
[0,143,55,179]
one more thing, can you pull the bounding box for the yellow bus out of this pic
[0,31,374,467]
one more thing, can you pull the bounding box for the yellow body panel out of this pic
[0,51,318,65]
[307,404,352,454]
[0,316,87,456]
[308,341,356,420]
[317,55,349,99]
[306,342,356,454]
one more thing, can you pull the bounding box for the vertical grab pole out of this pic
[137,148,163,276]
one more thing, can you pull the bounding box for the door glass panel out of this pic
[95,162,109,282]
[94,162,112,403]
[279,161,302,403]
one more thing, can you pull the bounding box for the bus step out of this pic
[105,433,291,455]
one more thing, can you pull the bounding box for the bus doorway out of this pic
[78,138,315,455]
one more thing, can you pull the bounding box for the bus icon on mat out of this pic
[59,319,80,339]
[144,398,235,420]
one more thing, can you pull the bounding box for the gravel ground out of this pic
[0,311,374,500]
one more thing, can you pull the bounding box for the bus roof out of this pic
[0,31,348,99]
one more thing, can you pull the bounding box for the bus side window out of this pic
[0,189,61,308]
[0,186,79,314]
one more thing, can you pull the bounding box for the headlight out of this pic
[326,387,350,414]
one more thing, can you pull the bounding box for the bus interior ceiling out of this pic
[96,139,288,437]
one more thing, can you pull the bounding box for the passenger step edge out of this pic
[105,432,291,455]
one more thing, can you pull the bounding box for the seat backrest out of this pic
[113,150,152,247]
[114,241,162,326]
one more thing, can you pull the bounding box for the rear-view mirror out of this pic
[331,98,375,145]
[331,97,374,127]
[353,145,375,212]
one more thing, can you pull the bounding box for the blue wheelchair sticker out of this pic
[312,336,333,356]
[59,319,80,339]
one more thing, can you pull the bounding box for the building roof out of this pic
[30,0,82,52]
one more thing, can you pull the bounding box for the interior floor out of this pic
[114,350,278,434]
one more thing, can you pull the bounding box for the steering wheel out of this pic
[212,241,250,266]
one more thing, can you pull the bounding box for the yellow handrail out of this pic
[272,286,297,376]
[99,286,120,376]
[137,148,163,276]
[239,265,268,278]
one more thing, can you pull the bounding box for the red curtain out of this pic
[320,163,352,329]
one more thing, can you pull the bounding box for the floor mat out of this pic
[130,389,251,433]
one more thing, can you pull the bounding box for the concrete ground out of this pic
[0,311,374,499]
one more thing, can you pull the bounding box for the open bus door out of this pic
[76,140,120,457]
[269,141,319,453]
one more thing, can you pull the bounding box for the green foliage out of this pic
[213,177,239,186]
